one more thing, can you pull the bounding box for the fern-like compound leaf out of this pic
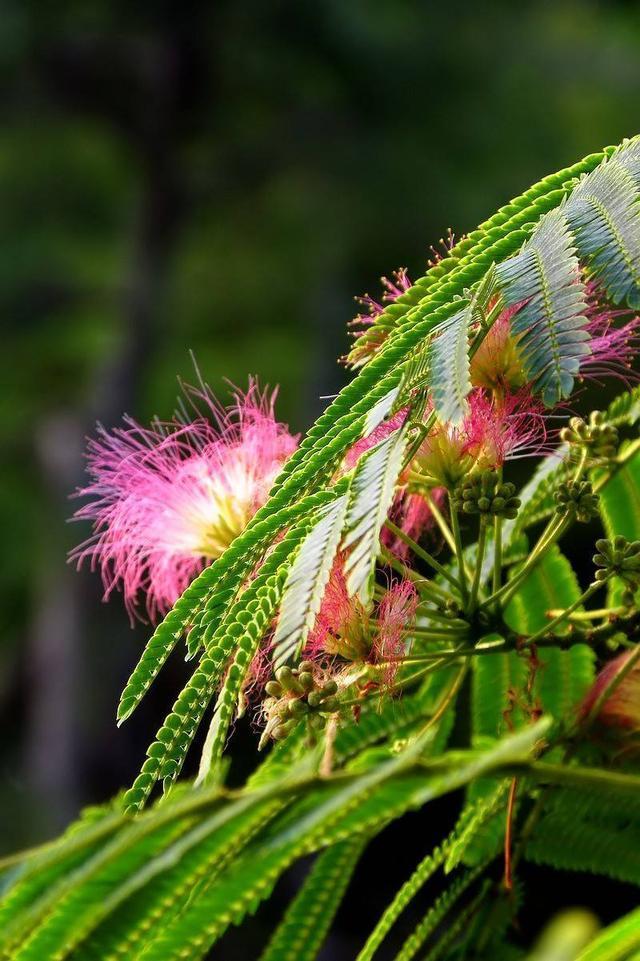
[116,562,224,724]
[363,383,402,435]
[430,305,472,426]
[271,494,350,671]
[527,787,640,889]
[342,425,408,604]
[259,837,366,961]
[496,208,590,406]
[567,139,640,308]
[124,526,311,812]
[393,868,489,961]
[356,839,449,961]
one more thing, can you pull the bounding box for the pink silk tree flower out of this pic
[70,382,299,623]
[414,387,553,490]
[381,489,442,560]
[345,268,413,368]
[579,292,640,386]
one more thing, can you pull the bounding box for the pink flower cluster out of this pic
[71,382,298,622]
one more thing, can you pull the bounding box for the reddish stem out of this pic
[503,777,519,891]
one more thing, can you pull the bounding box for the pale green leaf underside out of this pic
[342,426,408,604]
[272,494,349,670]
[496,208,590,406]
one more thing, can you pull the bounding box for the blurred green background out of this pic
[2,0,640,949]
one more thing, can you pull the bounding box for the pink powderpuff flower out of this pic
[462,387,554,465]
[70,381,299,623]
[579,647,640,733]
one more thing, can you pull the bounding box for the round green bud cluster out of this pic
[453,470,520,519]
[560,412,618,460]
[554,480,600,523]
[263,662,340,741]
[592,536,640,589]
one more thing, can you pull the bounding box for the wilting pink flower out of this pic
[306,560,369,662]
[345,268,413,368]
[382,489,441,559]
[242,644,275,713]
[71,382,298,622]
[306,559,417,682]
[373,579,419,686]
[580,648,640,732]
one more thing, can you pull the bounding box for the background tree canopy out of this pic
[2,1,640,956]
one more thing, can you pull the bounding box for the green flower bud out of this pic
[554,480,600,523]
[453,469,520,519]
[560,412,618,460]
[592,536,640,588]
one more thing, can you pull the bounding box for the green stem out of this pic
[424,491,457,554]
[519,582,602,648]
[418,660,469,736]
[482,514,569,612]
[384,520,461,590]
[492,513,503,608]
[339,658,450,707]
[526,760,640,796]
[381,547,452,604]
[545,606,626,621]
[466,516,488,615]
[572,446,588,484]
[414,604,468,626]
[448,494,469,606]
[381,639,508,662]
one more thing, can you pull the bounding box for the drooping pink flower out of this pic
[306,560,369,662]
[462,387,554,464]
[71,381,299,622]
[579,648,640,732]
